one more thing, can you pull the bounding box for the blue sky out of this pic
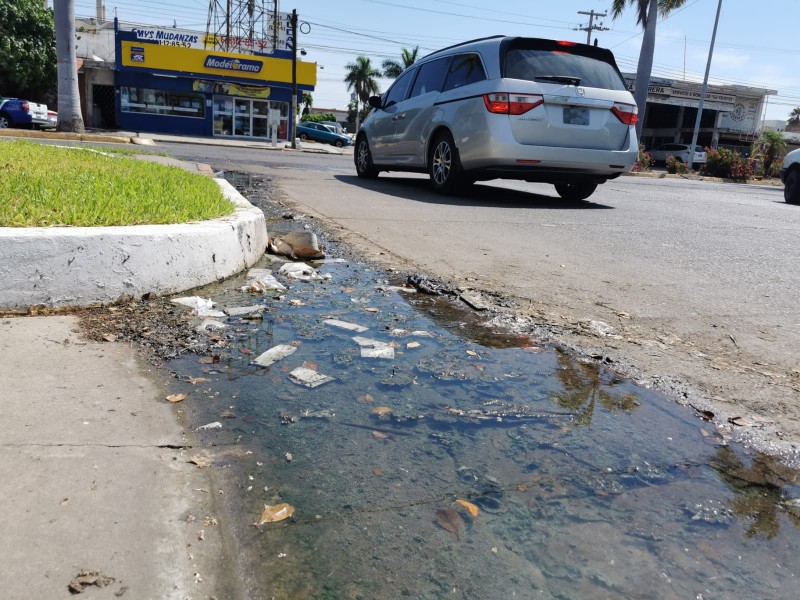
[75,0,799,122]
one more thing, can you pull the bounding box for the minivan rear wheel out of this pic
[785,170,800,204]
[430,132,467,195]
[355,135,379,179]
[554,182,598,201]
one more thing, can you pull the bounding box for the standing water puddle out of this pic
[164,177,800,599]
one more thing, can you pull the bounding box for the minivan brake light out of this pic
[611,102,638,125]
[483,93,544,115]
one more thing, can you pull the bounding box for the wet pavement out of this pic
[153,173,800,599]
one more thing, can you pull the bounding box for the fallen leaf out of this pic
[435,508,462,540]
[166,393,187,403]
[258,503,295,525]
[302,361,318,370]
[102,334,117,342]
[189,455,212,468]
[358,394,375,403]
[219,409,237,419]
[372,406,393,415]
[188,377,212,384]
[372,431,390,440]
[199,355,221,364]
[372,468,382,477]
[454,499,480,518]
[516,484,528,492]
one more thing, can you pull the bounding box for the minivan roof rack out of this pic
[418,35,506,61]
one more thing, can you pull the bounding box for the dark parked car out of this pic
[297,122,351,147]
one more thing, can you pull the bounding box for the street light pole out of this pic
[290,8,298,149]
[688,0,722,169]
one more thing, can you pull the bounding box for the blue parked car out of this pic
[296,122,351,147]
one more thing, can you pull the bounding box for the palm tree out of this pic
[382,46,420,79]
[751,130,788,178]
[344,56,381,133]
[788,107,800,127]
[611,0,686,140]
[53,0,84,132]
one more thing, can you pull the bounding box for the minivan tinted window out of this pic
[384,68,416,107]
[409,57,451,98]
[502,39,626,91]
[443,53,486,92]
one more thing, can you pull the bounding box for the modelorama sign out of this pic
[119,40,316,87]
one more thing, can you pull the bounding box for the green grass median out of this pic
[0,139,234,227]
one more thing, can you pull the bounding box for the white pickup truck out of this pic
[0,96,54,129]
[781,148,800,205]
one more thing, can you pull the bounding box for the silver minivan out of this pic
[355,36,639,200]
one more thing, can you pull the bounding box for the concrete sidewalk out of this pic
[0,316,241,599]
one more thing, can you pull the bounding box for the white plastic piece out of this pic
[171,296,226,317]
[352,336,395,359]
[278,262,331,282]
[288,367,334,388]
[323,319,368,333]
[197,421,222,430]
[252,344,297,367]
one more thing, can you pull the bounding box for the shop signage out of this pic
[204,55,263,74]
[627,82,735,106]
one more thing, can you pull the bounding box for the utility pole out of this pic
[688,0,723,169]
[290,8,298,149]
[577,10,608,45]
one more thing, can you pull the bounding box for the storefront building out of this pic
[114,22,316,141]
[625,75,776,154]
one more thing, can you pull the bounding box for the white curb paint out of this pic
[0,179,268,311]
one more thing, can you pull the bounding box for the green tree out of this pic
[344,55,381,133]
[611,0,687,139]
[54,0,84,132]
[788,107,800,126]
[0,0,57,101]
[301,92,312,116]
[381,46,420,79]
[751,130,788,178]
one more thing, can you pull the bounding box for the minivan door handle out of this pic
[392,113,407,121]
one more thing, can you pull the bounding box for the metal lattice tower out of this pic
[205,0,281,55]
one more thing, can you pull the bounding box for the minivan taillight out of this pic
[611,102,638,125]
[21,101,30,112]
[483,93,544,115]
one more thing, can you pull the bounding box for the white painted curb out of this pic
[0,179,268,311]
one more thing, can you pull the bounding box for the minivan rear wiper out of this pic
[534,75,581,86]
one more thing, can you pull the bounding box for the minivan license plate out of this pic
[563,107,589,125]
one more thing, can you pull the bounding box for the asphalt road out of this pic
[161,141,800,457]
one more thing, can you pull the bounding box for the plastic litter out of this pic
[242,270,286,292]
[252,344,297,367]
[197,421,222,430]
[171,296,226,317]
[224,305,266,317]
[323,319,368,333]
[268,231,325,260]
[196,319,227,333]
[278,262,331,282]
[390,329,433,338]
[352,336,395,359]
[288,367,334,388]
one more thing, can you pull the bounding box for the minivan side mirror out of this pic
[368,95,383,109]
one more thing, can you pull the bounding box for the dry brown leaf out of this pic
[258,503,295,525]
[239,347,253,355]
[302,361,318,370]
[102,334,117,342]
[358,393,375,403]
[166,393,187,403]
[516,484,528,492]
[189,455,212,468]
[189,377,212,384]
[372,431,390,440]
[219,409,237,419]
[435,508,461,540]
[454,499,480,518]
[372,406,393,415]
[372,468,382,477]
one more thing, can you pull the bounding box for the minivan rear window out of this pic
[502,39,627,91]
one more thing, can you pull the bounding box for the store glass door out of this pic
[213,96,289,140]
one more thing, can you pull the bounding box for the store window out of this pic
[213,96,288,139]
[120,87,205,118]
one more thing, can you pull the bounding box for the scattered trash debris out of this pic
[324,318,368,333]
[258,503,295,525]
[288,366,334,388]
[269,231,325,260]
[407,341,421,349]
[352,336,395,359]
[252,344,297,367]
[68,570,114,594]
[300,408,335,419]
[587,320,615,337]
[165,393,187,403]
[278,262,331,282]
[460,291,491,311]
[407,274,457,296]
[284,452,293,462]
[196,319,227,333]
[390,329,432,337]
[197,421,223,430]
[242,270,287,292]
[224,305,267,317]
[171,296,226,317]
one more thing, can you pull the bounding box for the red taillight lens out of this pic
[483,93,544,115]
[611,102,638,125]
[22,101,30,112]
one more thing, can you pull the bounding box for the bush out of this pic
[665,154,688,174]
[300,113,337,124]
[633,144,653,172]
[701,147,753,181]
